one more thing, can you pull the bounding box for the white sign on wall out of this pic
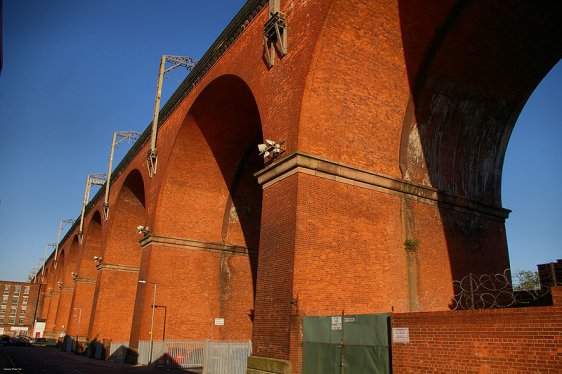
[392,327,410,344]
[214,318,225,326]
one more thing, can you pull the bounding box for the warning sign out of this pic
[331,316,342,330]
[392,327,409,343]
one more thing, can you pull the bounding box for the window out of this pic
[14,285,21,294]
[22,296,28,305]
[1,295,7,304]
[11,296,19,305]
[24,286,30,295]
[0,305,6,313]
[20,306,26,315]
[10,306,16,316]
[3,285,10,293]
[18,317,25,325]
[8,317,15,325]
[0,317,3,324]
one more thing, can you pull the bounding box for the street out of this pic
[0,346,193,374]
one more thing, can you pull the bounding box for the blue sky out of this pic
[0,1,560,282]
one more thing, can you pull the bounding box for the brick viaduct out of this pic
[33,0,561,371]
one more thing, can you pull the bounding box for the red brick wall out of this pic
[67,213,102,339]
[87,169,144,342]
[39,265,56,320]
[154,114,230,242]
[129,244,254,348]
[45,254,67,336]
[391,302,562,373]
[101,171,145,267]
[78,212,103,280]
[62,239,80,285]
[39,295,51,321]
[88,269,138,342]
[53,238,80,334]
[66,281,95,338]
[54,288,74,334]
[218,252,255,340]
[45,292,60,335]
[299,0,408,178]
[253,174,299,360]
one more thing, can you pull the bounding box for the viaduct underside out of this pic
[34,0,562,372]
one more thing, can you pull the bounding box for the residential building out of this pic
[0,280,41,337]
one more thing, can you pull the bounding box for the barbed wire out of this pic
[395,269,552,312]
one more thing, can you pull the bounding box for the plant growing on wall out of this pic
[404,239,420,252]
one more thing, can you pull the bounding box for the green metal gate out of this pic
[302,313,390,374]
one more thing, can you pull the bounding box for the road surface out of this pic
[0,346,197,373]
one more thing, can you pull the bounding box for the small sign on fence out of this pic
[331,316,342,330]
[392,327,409,344]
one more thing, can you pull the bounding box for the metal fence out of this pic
[137,339,252,374]
[108,341,129,363]
[168,340,205,368]
[203,340,253,374]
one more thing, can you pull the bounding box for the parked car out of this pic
[0,335,10,345]
[32,337,48,346]
[11,336,31,347]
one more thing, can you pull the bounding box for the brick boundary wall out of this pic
[390,287,562,373]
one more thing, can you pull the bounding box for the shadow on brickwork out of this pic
[397,0,562,284]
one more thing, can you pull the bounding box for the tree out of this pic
[512,269,540,291]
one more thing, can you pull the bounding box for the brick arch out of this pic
[102,168,145,265]
[398,0,562,206]
[62,237,80,286]
[154,74,263,248]
[88,169,146,341]
[154,72,263,300]
[53,237,79,335]
[42,260,55,289]
[40,261,56,324]
[47,250,66,335]
[130,74,262,345]
[394,0,562,290]
[295,0,561,300]
[251,2,562,365]
[78,211,103,279]
[68,214,103,339]
[54,251,65,289]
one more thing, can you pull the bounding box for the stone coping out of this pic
[256,151,510,220]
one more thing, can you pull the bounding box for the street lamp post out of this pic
[138,280,156,365]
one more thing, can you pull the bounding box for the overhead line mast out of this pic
[103,130,141,221]
[78,174,107,244]
[147,55,197,178]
